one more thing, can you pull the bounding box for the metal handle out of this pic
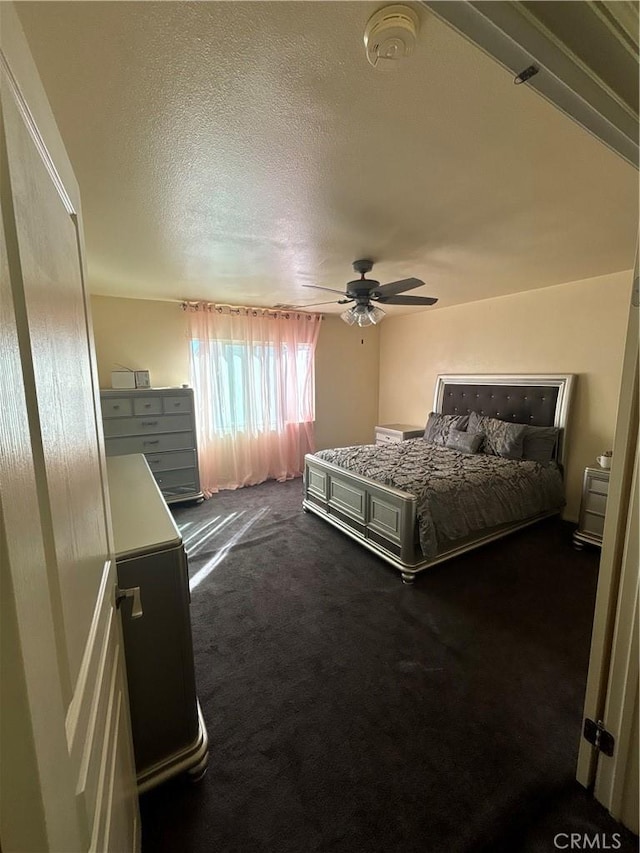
[143,439,160,446]
[115,585,143,618]
[142,420,158,426]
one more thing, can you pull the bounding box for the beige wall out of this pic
[378,271,632,521]
[91,295,190,389]
[314,317,379,450]
[90,296,380,451]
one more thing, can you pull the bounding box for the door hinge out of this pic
[583,718,615,757]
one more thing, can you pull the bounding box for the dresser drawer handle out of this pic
[143,439,160,446]
[142,420,159,426]
[144,403,152,408]
[113,405,120,410]
[173,402,181,407]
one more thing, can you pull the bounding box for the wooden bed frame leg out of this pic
[401,572,415,584]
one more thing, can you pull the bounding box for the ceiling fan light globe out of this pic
[356,312,373,327]
[369,305,386,324]
[340,308,357,325]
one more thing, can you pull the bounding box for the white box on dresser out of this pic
[100,387,203,504]
[374,423,424,445]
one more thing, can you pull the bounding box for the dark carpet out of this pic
[140,479,637,853]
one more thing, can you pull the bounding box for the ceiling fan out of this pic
[301,259,438,326]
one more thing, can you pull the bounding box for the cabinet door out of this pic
[1,7,139,850]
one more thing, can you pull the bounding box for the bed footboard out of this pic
[303,453,423,580]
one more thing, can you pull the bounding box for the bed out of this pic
[302,374,575,583]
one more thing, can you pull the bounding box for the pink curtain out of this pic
[184,303,322,494]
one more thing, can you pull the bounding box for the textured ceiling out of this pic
[17,1,639,314]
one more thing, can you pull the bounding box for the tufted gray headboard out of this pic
[433,374,576,464]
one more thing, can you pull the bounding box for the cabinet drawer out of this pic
[102,398,133,418]
[163,396,192,414]
[161,483,200,500]
[133,397,163,416]
[375,432,398,445]
[105,432,195,456]
[584,492,607,516]
[582,512,605,538]
[145,450,196,473]
[103,414,193,438]
[153,468,197,490]
[588,477,609,496]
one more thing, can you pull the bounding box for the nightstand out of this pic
[375,423,424,445]
[573,467,610,549]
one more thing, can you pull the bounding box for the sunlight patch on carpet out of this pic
[189,507,270,592]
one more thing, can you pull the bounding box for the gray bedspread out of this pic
[313,439,565,559]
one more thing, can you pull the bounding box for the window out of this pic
[190,339,314,437]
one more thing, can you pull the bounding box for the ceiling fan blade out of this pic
[302,284,349,296]
[374,295,438,306]
[371,277,425,297]
[298,298,353,307]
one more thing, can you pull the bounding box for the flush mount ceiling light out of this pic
[363,5,420,69]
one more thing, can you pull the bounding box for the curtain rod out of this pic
[181,301,323,321]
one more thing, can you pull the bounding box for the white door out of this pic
[576,263,639,830]
[0,5,140,851]
[593,434,638,833]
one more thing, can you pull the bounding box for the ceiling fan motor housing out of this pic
[363,5,420,69]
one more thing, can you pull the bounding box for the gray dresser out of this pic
[107,454,208,792]
[100,387,203,504]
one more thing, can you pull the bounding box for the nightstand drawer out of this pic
[375,424,423,443]
[589,477,609,497]
[376,432,398,446]
[582,512,605,539]
[584,492,606,516]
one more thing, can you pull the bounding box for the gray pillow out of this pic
[522,425,559,464]
[423,412,469,446]
[468,411,526,460]
[446,428,484,454]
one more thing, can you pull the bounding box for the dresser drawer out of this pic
[133,396,163,416]
[103,414,193,438]
[105,432,196,456]
[145,450,196,473]
[102,398,133,418]
[161,482,201,500]
[163,396,192,414]
[152,468,197,491]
